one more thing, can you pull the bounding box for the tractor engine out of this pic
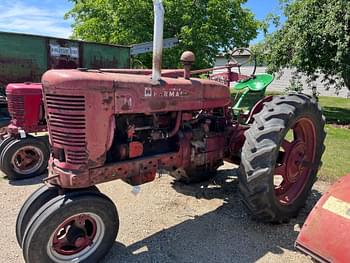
[42,69,232,188]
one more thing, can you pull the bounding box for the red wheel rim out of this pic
[274,118,316,205]
[52,214,97,256]
[11,146,44,174]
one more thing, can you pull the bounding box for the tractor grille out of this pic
[45,94,87,165]
[7,94,25,125]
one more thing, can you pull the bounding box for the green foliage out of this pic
[255,0,350,91]
[65,0,259,69]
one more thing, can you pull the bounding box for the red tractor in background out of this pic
[0,83,49,180]
[17,1,326,262]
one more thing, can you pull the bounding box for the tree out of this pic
[65,0,259,69]
[256,0,350,92]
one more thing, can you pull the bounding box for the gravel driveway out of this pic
[0,163,329,263]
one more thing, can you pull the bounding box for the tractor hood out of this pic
[42,69,231,114]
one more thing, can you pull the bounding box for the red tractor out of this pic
[17,1,326,262]
[0,83,49,180]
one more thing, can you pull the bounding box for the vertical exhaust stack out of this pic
[152,0,165,84]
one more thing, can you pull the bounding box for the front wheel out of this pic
[22,191,119,263]
[16,185,100,247]
[16,185,59,247]
[239,94,326,223]
[1,136,49,180]
[0,136,15,159]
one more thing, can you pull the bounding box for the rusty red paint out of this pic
[245,95,273,124]
[296,174,350,263]
[6,83,47,134]
[129,141,143,159]
[51,213,97,256]
[274,118,317,205]
[41,68,247,189]
[100,69,184,78]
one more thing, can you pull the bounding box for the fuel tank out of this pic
[42,69,231,114]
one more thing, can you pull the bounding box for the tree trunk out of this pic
[342,74,350,91]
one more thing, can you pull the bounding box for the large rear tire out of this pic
[239,94,326,223]
[22,191,118,263]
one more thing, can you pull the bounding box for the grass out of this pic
[319,125,350,182]
[314,97,350,181]
[318,96,350,124]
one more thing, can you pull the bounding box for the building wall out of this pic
[215,58,349,98]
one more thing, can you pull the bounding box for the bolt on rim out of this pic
[274,118,316,205]
[11,145,44,175]
[46,212,105,262]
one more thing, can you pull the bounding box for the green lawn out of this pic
[318,96,350,181]
[319,125,350,182]
[318,96,350,124]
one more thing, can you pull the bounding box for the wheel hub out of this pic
[52,214,97,256]
[286,141,306,183]
[12,145,44,174]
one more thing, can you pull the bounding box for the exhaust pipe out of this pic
[152,0,164,84]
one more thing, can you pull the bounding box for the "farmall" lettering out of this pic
[144,88,188,97]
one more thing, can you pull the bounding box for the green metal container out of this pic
[0,31,131,91]
[82,42,130,69]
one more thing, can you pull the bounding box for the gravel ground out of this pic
[0,163,329,263]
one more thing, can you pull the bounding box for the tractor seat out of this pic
[234,73,274,92]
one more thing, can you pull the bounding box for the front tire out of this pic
[1,136,49,180]
[0,136,15,163]
[22,191,119,263]
[16,185,100,247]
[16,185,59,247]
[239,94,326,222]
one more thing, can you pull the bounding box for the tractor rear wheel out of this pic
[16,185,100,247]
[22,191,118,263]
[1,136,49,180]
[239,94,326,223]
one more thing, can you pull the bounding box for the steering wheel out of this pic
[229,48,257,77]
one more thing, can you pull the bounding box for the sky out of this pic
[244,0,284,43]
[0,0,283,43]
[0,0,73,38]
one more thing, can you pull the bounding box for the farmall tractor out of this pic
[17,1,326,262]
[0,57,244,182]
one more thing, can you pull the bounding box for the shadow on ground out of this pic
[102,167,322,263]
[6,172,46,186]
[323,106,350,124]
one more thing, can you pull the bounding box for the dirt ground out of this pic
[0,162,329,263]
